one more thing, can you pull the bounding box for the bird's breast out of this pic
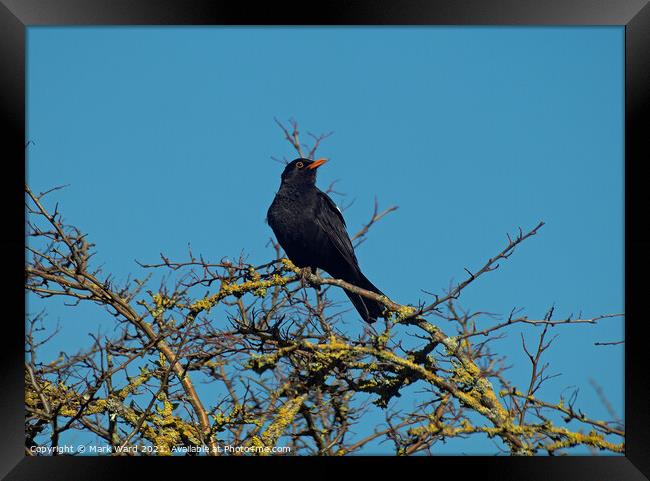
[267,193,324,267]
[268,196,314,234]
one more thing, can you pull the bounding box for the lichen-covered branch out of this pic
[25,121,623,456]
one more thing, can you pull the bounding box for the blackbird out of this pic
[267,158,385,323]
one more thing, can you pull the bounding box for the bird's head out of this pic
[280,158,328,186]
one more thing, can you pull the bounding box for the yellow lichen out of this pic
[189,274,293,313]
[258,394,307,450]
[395,305,418,322]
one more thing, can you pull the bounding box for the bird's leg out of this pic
[297,266,310,289]
[309,266,322,291]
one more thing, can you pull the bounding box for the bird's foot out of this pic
[299,266,321,291]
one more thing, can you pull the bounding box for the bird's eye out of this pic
[296,161,304,169]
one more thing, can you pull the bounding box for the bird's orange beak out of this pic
[307,158,328,170]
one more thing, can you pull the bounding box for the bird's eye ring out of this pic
[296,161,304,169]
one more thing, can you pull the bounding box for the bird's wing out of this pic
[315,190,359,267]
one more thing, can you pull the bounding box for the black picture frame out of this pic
[2,1,648,479]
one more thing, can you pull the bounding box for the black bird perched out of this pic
[267,158,385,323]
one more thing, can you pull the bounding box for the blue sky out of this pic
[27,26,624,455]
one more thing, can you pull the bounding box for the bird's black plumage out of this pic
[267,158,385,323]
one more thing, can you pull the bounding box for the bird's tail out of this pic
[342,271,386,324]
